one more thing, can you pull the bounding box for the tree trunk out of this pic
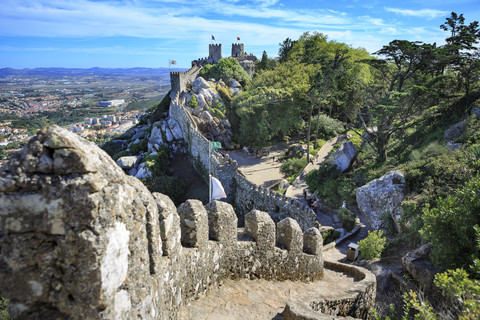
[375,133,390,162]
[313,105,321,149]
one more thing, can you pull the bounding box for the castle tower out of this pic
[209,44,222,63]
[231,43,244,57]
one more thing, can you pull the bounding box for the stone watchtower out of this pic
[232,43,244,57]
[209,44,222,63]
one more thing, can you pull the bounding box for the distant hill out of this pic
[0,67,188,77]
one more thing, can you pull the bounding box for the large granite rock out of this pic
[402,244,439,290]
[356,171,406,231]
[168,119,183,140]
[116,156,138,169]
[332,141,358,172]
[149,125,165,147]
[192,77,211,92]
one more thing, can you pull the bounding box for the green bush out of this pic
[0,294,10,320]
[322,229,341,245]
[102,140,125,158]
[421,174,480,271]
[143,147,170,177]
[189,94,198,108]
[312,113,344,139]
[129,139,148,154]
[142,175,187,206]
[358,230,387,260]
[280,158,308,177]
[199,58,250,86]
[337,207,356,232]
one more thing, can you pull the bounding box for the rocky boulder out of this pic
[168,118,183,140]
[444,121,465,141]
[192,77,211,92]
[332,141,357,172]
[402,244,439,290]
[149,125,164,147]
[116,156,138,170]
[356,170,406,232]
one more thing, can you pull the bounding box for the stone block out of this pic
[153,192,181,256]
[205,200,237,245]
[303,227,323,255]
[244,210,275,249]
[178,199,209,248]
[276,218,303,252]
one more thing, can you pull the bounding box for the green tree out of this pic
[199,58,250,86]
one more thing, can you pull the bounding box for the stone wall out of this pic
[169,65,201,93]
[234,173,318,231]
[0,126,323,319]
[283,261,376,320]
[169,93,317,230]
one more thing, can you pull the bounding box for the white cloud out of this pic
[384,7,449,20]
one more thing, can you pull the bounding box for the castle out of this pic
[0,46,377,319]
[191,43,257,77]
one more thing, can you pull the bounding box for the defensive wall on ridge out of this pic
[169,87,318,230]
[0,126,324,319]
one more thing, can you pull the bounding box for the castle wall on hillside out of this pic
[0,126,324,319]
[169,92,318,229]
[170,65,201,93]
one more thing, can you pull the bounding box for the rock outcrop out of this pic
[402,244,439,290]
[444,121,466,141]
[332,141,358,172]
[356,171,406,232]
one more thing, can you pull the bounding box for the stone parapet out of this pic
[283,261,376,320]
[0,126,324,319]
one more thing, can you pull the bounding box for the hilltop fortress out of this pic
[0,44,376,319]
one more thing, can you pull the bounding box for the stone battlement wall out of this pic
[0,126,323,319]
[170,65,201,93]
[169,92,317,229]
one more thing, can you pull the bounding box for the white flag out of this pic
[210,175,227,200]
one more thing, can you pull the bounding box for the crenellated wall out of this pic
[170,65,201,93]
[0,126,323,319]
[169,91,318,230]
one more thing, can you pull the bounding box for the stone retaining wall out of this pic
[283,261,376,320]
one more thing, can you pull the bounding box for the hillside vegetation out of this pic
[217,12,480,319]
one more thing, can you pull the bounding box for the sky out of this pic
[0,0,479,69]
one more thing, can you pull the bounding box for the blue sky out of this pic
[1,0,479,69]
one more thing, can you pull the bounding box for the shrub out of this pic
[322,229,341,245]
[380,211,397,235]
[102,140,125,158]
[280,158,308,177]
[421,175,480,271]
[312,113,344,139]
[142,175,187,206]
[143,147,170,177]
[129,139,148,154]
[189,94,198,108]
[358,230,387,260]
[337,207,356,232]
[0,294,10,320]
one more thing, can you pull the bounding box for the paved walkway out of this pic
[284,136,338,200]
[228,143,289,188]
[177,269,357,320]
